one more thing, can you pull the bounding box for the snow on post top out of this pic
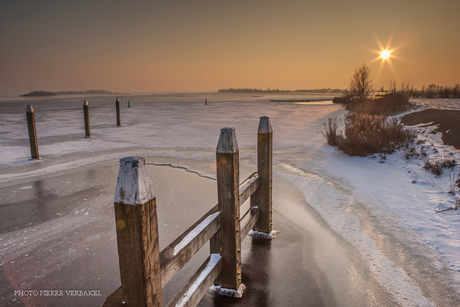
[83,100,88,106]
[26,105,34,113]
[216,127,239,154]
[114,156,155,205]
[258,116,272,134]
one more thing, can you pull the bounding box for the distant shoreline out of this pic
[217,88,344,94]
[20,89,124,97]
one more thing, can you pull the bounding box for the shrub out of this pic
[423,158,457,176]
[332,113,415,156]
[441,159,457,169]
[347,94,414,116]
[332,95,353,104]
[423,160,443,176]
[322,118,342,146]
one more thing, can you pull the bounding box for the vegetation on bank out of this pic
[324,64,416,156]
[21,90,57,97]
[21,89,119,97]
[218,88,344,94]
[389,83,460,99]
[323,115,415,156]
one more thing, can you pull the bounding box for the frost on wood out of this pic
[212,284,246,298]
[216,127,239,153]
[175,254,222,307]
[248,230,279,239]
[114,156,155,205]
[173,212,221,256]
[258,116,273,134]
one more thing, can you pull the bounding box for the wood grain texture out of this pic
[113,157,162,307]
[165,255,222,307]
[26,105,39,159]
[239,173,259,207]
[83,100,91,138]
[160,204,220,287]
[215,127,242,291]
[240,207,259,242]
[252,116,273,234]
[116,97,121,126]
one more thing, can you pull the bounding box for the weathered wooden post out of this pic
[211,127,244,296]
[116,97,121,126]
[83,100,91,138]
[26,105,40,159]
[251,116,273,236]
[113,157,162,307]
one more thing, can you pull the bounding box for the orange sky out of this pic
[1,0,459,95]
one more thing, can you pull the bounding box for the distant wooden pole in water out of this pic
[26,105,39,159]
[251,116,273,234]
[113,157,162,306]
[83,100,91,138]
[116,97,121,126]
[213,127,242,291]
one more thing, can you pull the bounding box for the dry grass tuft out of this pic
[423,158,457,176]
[323,113,416,156]
[322,118,342,146]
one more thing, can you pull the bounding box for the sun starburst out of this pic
[380,49,391,59]
[367,31,404,83]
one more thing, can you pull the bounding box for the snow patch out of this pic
[248,230,279,239]
[114,157,155,205]
[212,283,246,298]
[175,254,222,307]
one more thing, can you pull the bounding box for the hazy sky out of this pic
[1,0,459,95]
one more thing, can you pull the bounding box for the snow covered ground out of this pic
[1,94,459,305]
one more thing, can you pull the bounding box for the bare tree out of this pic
[349,64,373,102]
[389,80,397,94]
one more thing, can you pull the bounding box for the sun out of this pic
[380,49,391,59]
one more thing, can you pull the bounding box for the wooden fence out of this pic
[103,116,275,307]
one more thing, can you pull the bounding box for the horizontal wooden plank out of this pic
[166,254,222,307]
[239,172,259,206]
[160,204,220,287]
[240,206,259,242]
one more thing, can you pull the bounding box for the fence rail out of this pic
[103,116,274,307]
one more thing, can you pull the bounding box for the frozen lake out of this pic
[1,93,459,306]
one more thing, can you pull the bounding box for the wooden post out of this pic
[26,105,39,159]
[83,100,91,138]
[113,157,162,307]
[251,116,273,235]
[116,97,121,126]
[212,127,243,294]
